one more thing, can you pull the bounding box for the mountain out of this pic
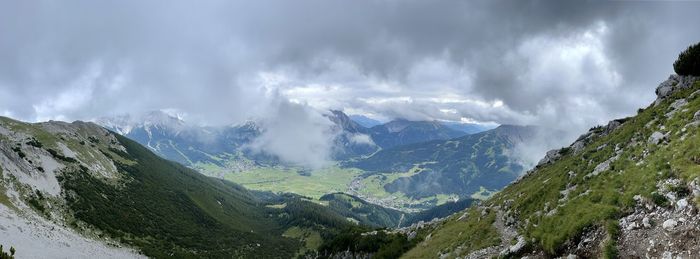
[442,121,495,134]
[348,125,536,199]
[325,110,379,159]
[369,119,467,149]
[328,111,371,134]
[349,114,383,128]
[96,111,265,168]
[0,117,367,258]
[97,110,381,165]
[391,74,700,258]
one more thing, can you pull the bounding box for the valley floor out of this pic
[207,165,466,212]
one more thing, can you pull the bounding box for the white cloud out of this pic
[348,133,375,146]
[247,98,338,169]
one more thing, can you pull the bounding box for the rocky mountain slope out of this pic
[96,110,382,168]
[395,74,700,258]
[347,125,536,200]
[0,117,370,258]
[325,110,381,159]
[96,111,269,169]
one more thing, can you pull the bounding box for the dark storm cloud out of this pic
[1,0,699,165]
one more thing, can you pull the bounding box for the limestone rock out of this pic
[662,219,677,230]
[655,74,699,104]
[537,149,562,166]
[648,131,666,145]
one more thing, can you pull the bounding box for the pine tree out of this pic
[674,42,700,76]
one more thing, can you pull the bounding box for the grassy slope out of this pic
[403,81,700,257]
[62,133,301,258]
[402,208,501,259]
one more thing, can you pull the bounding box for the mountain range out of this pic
[348,125,537,199]
[96,110,488,167]
[95,110,531,210]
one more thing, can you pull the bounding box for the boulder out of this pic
[676,198,688,210]
[586,155,619,178]
[537,149,562,166]
[604,120,623,135]
[571,140,586,154]
[501,236,526,256]
[670,99,688,110]
[690,178,700,197]
[648,131,666,145]
[666,98,689,118]
[662,219,677,230]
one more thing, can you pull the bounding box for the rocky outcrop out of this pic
[537,118,627,168]
[536,149,562,166]
[655,74,699,105]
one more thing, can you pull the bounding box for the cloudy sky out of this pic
[1,0,699,165]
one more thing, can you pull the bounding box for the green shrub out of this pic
[25,138,43,148]
[0,245,16,259]
[46,149,77,163]
[674,42,700,76]
[651,192,669,207]
[603,220,620,259]
[11,147,25,159]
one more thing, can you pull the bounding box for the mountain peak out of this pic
[95,110,186,135]
[326,110,368,134]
